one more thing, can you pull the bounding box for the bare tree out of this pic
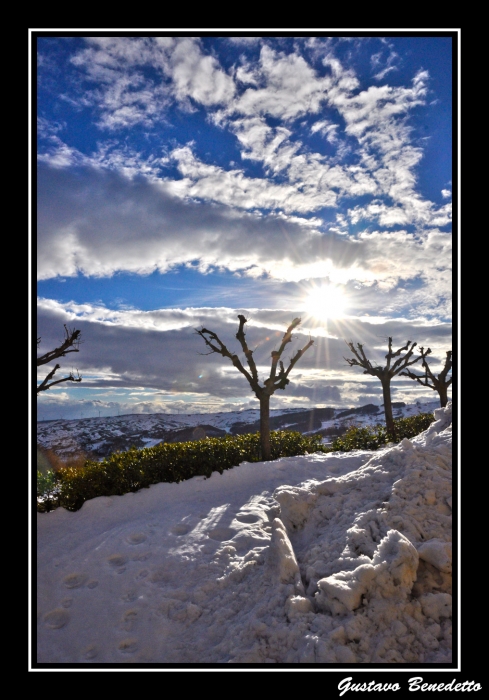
[37,325,82,394]
[401,349,452,408]
[196,315,314,461]
[344,337,429,439]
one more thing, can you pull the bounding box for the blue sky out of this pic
[34,32,456,420]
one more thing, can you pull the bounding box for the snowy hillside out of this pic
[36,402,452,665]
[37,399,440,462]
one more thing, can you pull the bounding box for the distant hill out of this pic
[36,400,439,467]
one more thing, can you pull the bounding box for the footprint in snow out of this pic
[171,524,190,536]
[235,513,260,524]
[126,532,147,544]
[107,554,127,568]
[63,573,88,589]
[43,609,70,629]
[82,644,99,660]
[207,526,236,542]
[121,610,138,631]
[118,638,138,654]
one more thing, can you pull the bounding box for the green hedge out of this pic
[37,413,436,513]
[37,430,326,513]
[330,412,435,452]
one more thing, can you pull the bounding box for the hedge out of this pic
[37,430,327,513]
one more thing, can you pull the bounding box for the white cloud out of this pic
[37,163,338,281]
[310,120,339,143]
[374,65,397,81]
[228,118,378,208]
[37,162,451,315]
[227,37,262,46]
[169,144,346,213]
[68,37,235,129]
[40,42,446,236]
[169,145,305,212]
[167,38,235,107]
[370,43,400,81]
[347,194,451,229]
[235,63,260,86]
[331,72,428,141]
[228,45,332,121]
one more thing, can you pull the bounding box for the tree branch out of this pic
[389,340,421,375]
[37,366,82,394]
[37,325,81,367]
[344,340,379,376]
[235,314,259,385]
[274,337,314,390]
[438,350,453,384]
[400,348,451,390]
[276,317,302,356]
[400,367,434,389]
[196,317,315,399]
[195,326,256,390]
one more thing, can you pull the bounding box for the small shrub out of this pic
[331,424,388,452]
[393,412,435,439]
[331,412,435,452]
[37,470,61,512]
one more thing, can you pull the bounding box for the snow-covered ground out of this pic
[35,403,452,666]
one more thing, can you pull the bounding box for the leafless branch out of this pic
[195,326,256,389]
[401,349,452,391]
[345,338,423,379]
[37,326,83,394]
[274,337,315,390]
[37,325,81,367]
[235,314,259,385]
[196,317,314,399]
[37,366,82,394]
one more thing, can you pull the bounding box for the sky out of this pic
[34,401,454,670]
[34,31,456,422]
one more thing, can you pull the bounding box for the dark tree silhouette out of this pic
[196,315,314,461]
[401,349,452,408]
[344,337,428,439]
[37,325,82,394]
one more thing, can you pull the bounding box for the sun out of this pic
[304,285,348,321]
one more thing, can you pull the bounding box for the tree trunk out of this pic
[259,394,271,461]
[438,385,448,408]
[381,378,396,439]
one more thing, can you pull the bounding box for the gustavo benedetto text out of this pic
[338,677,482,696]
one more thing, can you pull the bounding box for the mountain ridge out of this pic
[37,399,439,464]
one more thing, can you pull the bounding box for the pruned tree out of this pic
[344,337,429,439]
[401,349,452,408]
[37,325,82,394]
[196,315,314,461]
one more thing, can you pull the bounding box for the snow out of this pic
[141,438,164,448]
[35,403,453,666]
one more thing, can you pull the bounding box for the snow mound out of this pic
[212,403,452,663]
